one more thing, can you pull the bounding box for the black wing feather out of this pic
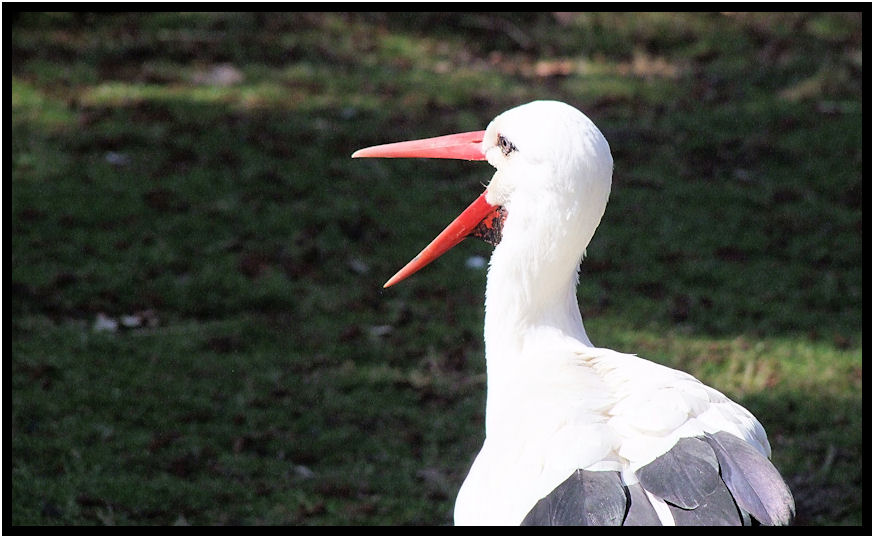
[703,431,795,525]
[520,432,794,526]
[636,437,720,510]
[623,482,662,526]
[521,470,626,525]
[637,437,741,525]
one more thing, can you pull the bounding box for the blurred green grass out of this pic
[10,12,863,526]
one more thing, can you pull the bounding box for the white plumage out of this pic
[455,345,770,525]
[353,100,794,526]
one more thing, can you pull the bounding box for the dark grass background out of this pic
[9,12,865,526]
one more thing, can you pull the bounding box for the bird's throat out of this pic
[469,206,507,247]
[482,232,592,361]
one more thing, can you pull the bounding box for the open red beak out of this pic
[352,130,502,287]
[351,130,487,161]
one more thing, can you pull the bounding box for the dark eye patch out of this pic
[498,134,517,156]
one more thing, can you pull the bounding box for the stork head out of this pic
[353,100,613,287]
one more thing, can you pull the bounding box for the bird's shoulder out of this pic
[521,347,793,527]
[571,346,771,462]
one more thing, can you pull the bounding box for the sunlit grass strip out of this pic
[76,80,398,113]
[11,78,77,129]
[589,317,862,398]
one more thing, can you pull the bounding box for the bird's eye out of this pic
[498,134,517,156]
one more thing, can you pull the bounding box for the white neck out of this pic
[483,242,591,356]
[482,186,602,349]
[480,189,605,436]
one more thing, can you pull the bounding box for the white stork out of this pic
[352,100,795,526]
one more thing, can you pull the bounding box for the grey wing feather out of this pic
[623,482,662,526]
[666,479,743,525]
[636,437,722,509]
[637,436,742,525]
[520,432,794,526]
[703,431,796,525]
[521,470,626,525]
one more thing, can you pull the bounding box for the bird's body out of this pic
[353,100,794,526]
[455,345,770,525]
